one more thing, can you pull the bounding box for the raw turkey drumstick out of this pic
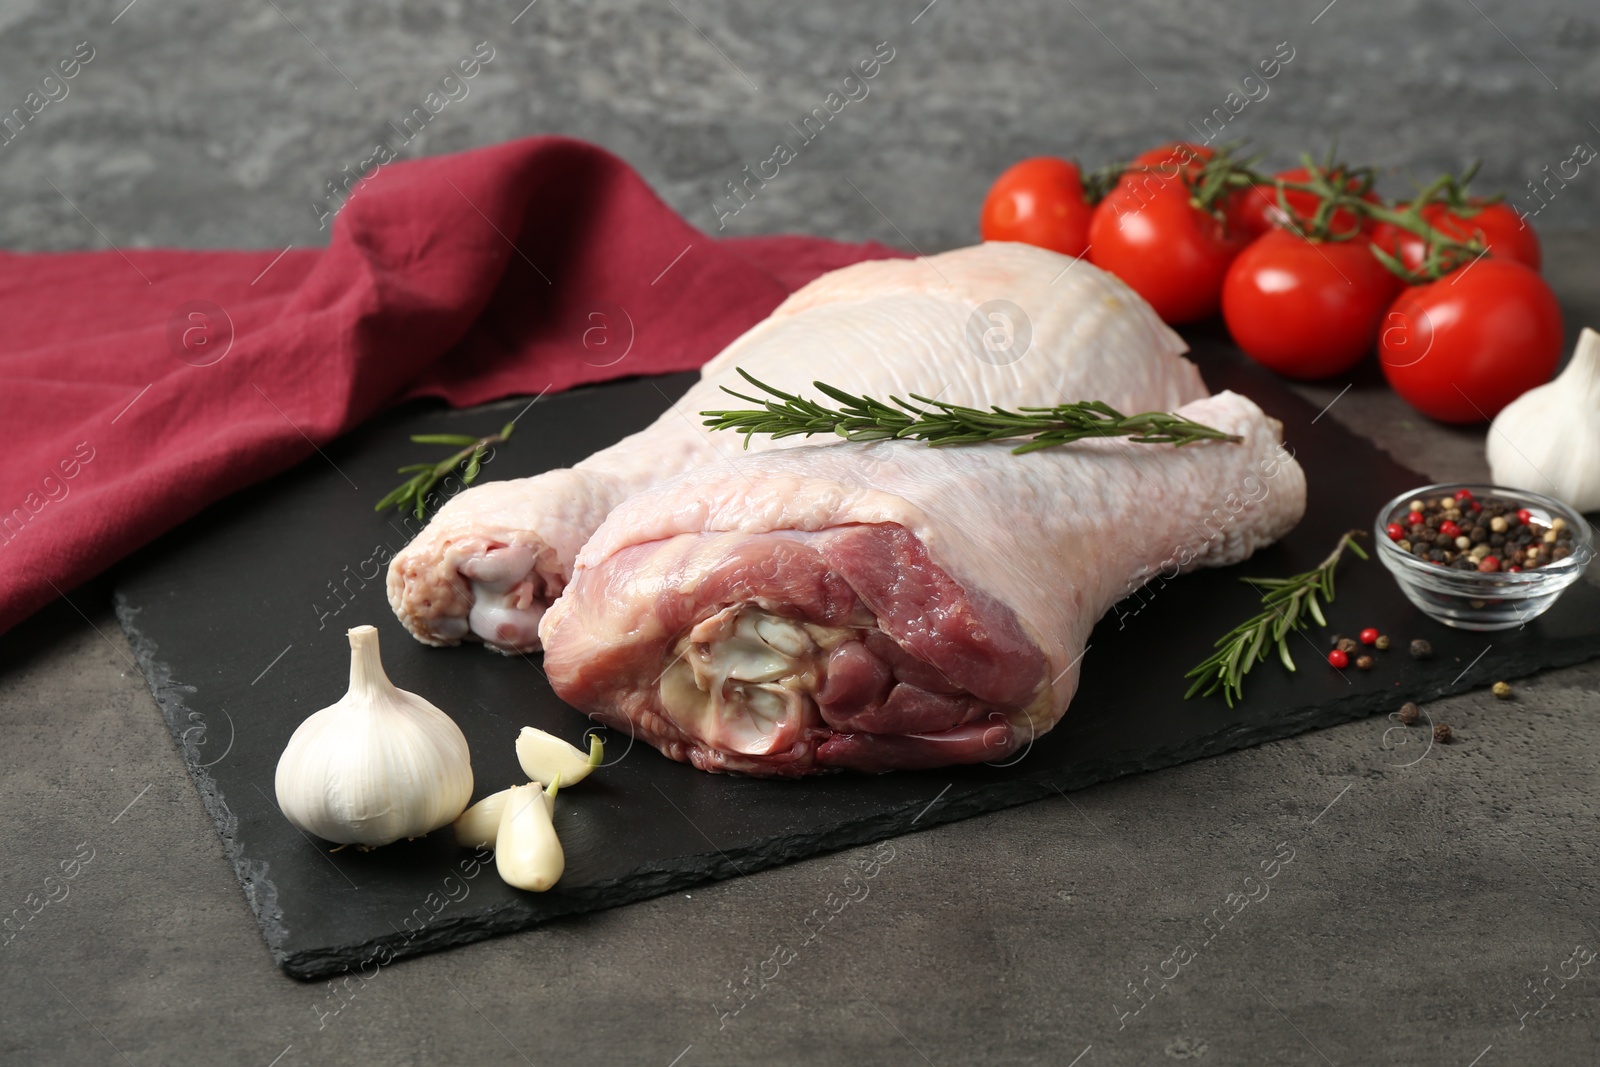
[387,243,1207,652]
[539,391,1305,776]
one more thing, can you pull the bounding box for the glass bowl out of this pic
[1374,482,1594,631]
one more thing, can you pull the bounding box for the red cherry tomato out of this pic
[1129,141,1214,181]
[1226,183,1281,239]
[979,157,1094,257]
[1088,180,1246,324]
[1378,259,1563,423]
[1372,200,1541,273]
[1221,231,1402,379]
[1247,167,1377,239]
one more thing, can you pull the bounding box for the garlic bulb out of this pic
[515,726,603,787]
[274,625,473,846]
[1488,327,1600,512]
[495,780,564,891]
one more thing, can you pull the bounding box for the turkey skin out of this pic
[386,243,1205,652]
[539,391,1305,776]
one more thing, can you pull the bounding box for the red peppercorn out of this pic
[1517,508,1533,525]
[1406,510,1425,525]
[1478,556,1500,573]
[1454,489,1474,502]
[1508,565,1522,573]
[1359,628,1379,645]
[1470,501,1483,512]
[1386,523,1405,541]
[1439,520,1461,538]
[1328,649,1349,669]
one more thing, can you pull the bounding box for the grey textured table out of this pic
[3,3,1599,1065]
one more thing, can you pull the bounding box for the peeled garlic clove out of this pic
[274,625,474,847]
[495,782,564,891]
[515,727,602,787]
[1488,327,1600,512]
[454,787,514,850]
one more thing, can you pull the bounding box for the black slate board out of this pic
[114,339,1600,980]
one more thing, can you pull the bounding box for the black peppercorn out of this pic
[1433,723,1452,743]
[1398,701,1420,724]
[1409,639,1433,660]
[1356,655,1374,670]
[1336,637,1359,655]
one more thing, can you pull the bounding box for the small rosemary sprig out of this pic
[701,370,1243,454]
[375,421,515,519]
[1184,530,1369,707]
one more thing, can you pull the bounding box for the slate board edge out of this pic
[119,561,1600,980]
[115,593,289,969]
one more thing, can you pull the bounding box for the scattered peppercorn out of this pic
[1336,637,1359,655]
[1433,722,1453,743]
[1398,701,1420,724]
[1374,635,1391,651]
[1359,627,1379,645]
[1328,649,1349,669]
[1492,681,1513,700]
[1356,655,1374,670]
[1409,638,1433,660]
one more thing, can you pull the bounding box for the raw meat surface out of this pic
[387,242,1206,651]
[540,391,1305,775]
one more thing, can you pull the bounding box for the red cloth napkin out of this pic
[0,135,904,636]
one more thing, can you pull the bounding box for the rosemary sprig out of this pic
[375,421,515,519]
[701,370,1243,454]
[1184,530,1369,708]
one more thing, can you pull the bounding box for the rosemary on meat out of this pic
[701,370,1243,454]
[375,421,515,519]
[1184,530,1369,707]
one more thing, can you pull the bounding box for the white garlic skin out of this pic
[1488,327,1600,512]
[275,625,473,846]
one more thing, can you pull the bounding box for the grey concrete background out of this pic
[2,1,1599,1065]
[0,0,1597,251]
